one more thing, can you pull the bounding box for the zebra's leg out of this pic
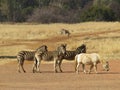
[21,62,26,73]
[36,56,42,73]
[17,56,26,73]
[19,60,26,73]
[67,33,70,37]
[58,59,63,72]
[54,58,58,73]
[32,57,37,73]
[93,63,98,74]
[18,62,21,73]
[17,58,21,73]
[18,59,26,73]
[34,53,42,73]
[88,64,94,74]
[82,64,87,74]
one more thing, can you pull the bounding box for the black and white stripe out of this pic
[17,45,48,73]
[33,44,67,73]
[63,44,86,60]
[52,44,86,72]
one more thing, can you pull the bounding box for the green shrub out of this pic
[80,6,116,22]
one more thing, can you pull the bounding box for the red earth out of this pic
[0,60,120,90]
[0,29,120,90]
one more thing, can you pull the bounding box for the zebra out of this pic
[33,44,67,73]
[56,44,86,72]
[17,45,48,73]
[60,29,70,37]
[64,44,86,60]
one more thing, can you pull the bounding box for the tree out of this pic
[93,0,112,7]
[80,6,116,21]
[0,0,119,22]
[110,0,120,20]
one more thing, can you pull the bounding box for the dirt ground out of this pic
[0,23,120,90]
[0,60,120,90]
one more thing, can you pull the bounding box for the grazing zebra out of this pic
[60,29,70,37]
[33,44,67,73]
[17,45,48,73]
[55,44,86,72]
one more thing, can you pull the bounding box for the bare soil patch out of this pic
[0,22,120,90]
[0,60,120,90]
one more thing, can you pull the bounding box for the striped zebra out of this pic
[60,29,70,37]
[64,44,86,60]
[56,44,86,71]
[33,44,67,73]
[17,45,48,73]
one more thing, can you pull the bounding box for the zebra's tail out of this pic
[74,55,78,72]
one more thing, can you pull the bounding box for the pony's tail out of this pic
[74,55,78,72]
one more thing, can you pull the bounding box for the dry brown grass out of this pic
[0,22,120,64]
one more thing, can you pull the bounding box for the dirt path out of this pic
[0,60,120,90]
[1,29,120,47]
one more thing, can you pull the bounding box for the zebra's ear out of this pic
[64,44,67,47]
[59,43,67,47]
[45,45,48,49]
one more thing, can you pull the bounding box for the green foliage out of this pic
[39,0,50,7]
[80,6,116,22]
[114,0,120,3]
[0,0,119,23]
[93,0,112,7]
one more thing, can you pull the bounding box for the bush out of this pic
[27,6,80,23]
[80,6,116,22]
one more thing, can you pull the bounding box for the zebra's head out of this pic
[75,44,86,54]
[57,44,67,56]
[36,45,48,54]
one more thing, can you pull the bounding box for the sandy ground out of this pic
[0,60,120,90]
[0,23,120,90]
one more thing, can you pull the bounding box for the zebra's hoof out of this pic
[95,72,98,74]
[88,72,91,74]
[55,70,58,73]
[76,71,79,74]
[60,70,63,72]
[18,71,21,73]
[24,71,26,73]
[36,71,41,73]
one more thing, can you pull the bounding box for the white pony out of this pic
[75,53,109,74]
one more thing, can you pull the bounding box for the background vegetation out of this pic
[0,0,120,23]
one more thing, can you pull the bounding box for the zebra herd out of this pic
[17,44,86,73]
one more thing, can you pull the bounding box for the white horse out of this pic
[75,53,109,74]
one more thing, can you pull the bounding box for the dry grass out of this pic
[0,22,119,40]
[0,22,120,64]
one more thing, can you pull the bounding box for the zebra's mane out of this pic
[75,44,86,54]
[36,45,48,51]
